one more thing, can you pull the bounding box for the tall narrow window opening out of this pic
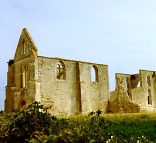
[147,75,151,86]
[137,81,141,87]
[126,77,130,89]
[124,79,128,89]
[56,61,65,80]
[22,40,26,55]
[148,89,152,105]
[91,65,99,83]
[21,65,28,88]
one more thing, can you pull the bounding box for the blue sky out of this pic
[1,0,156,110]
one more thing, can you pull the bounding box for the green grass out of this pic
[103,112,156,122]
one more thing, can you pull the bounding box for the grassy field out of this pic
[103,112,156,122]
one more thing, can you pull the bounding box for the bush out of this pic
[4,102,60,143]
[0,112,5,142]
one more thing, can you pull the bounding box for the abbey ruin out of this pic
[5,28,156,116]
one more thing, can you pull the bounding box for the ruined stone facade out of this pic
[5,28,109,116]
[5,28,156,115]
[109,71,156,113]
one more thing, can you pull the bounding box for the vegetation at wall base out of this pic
[0,102,156,143]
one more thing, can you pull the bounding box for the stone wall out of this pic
[5,60,15,112]
[5,28,38,112]
[37,57,79,116]
[108,82,140,113]
[13,58,37,110]
[112,70,156,112]
[79,62,109,114]
[37,57,109,116]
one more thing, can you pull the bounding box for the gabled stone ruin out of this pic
[5,28,109,116]
[5,28,156,116]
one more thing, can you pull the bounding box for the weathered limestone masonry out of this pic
[109,71,156,113]
[5,28,109,116]
[5,28,156,115]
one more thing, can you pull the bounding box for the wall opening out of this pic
[147,75,151,86]
[22,40,26,55]
[20,100,26,107]
[124,79,128,89]
[137,81,141,87]
[148,89,152,105]
[126,77,130,89]
[130,75,136,88]
[91,65,99,83]
[56,61,66,80]
[21,65,28,88]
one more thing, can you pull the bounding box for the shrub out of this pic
[4,102,59,143]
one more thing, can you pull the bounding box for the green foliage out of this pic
[3,102,63,143]
[1,102,156,142]
[0,112,6,142]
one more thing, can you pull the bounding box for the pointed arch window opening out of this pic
[91,65,99,83]
[56,61,66,80]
